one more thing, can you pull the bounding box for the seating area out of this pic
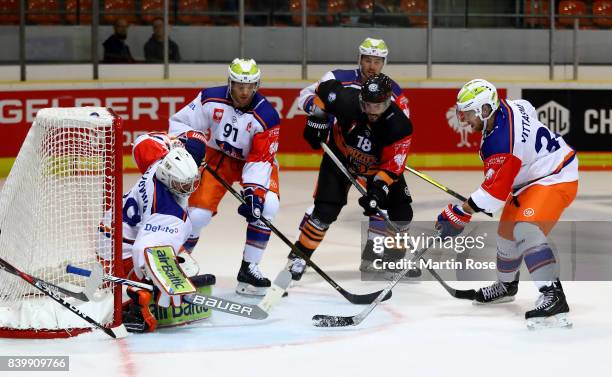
[0,0,610,28]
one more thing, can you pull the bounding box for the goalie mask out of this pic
[155,147,200,197]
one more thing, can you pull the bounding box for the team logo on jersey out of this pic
[213,108,224,123]
[447,105,474,148]
[523,208,535,217]
[328,92,337,102]
[246,122,252,132]
[393,154,405,169]
[484,168,495,181]
[269,141,279,154]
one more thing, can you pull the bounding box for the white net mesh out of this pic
[0,107,121,335]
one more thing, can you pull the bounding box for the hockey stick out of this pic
[312,238,435,328]
[66,265,269,320]
[322,143,476,301]
[404,165,493,218]
[0,256,125,338]
[201,161,391,305]
[320,142,401,233]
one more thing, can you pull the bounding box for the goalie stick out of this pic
[66,265,269,320]
[0,256,126,339]
[312,238,435,328]
[201,161,392,306]
[321,143,476,301]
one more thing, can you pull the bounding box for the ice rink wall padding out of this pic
[1,81,611,176]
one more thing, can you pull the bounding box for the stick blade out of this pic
[108,324,129,339]
[84,263,105,302]
[453,289,477,300]
[312,314,355,327]
[346,289,392,305]
[258,270,292,313]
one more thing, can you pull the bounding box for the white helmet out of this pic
[456,79,500,121]
[358,37,389,65]
[155,147,200,197]
[228,58,261,86]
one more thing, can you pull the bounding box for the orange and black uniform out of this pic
[297,79,414,254]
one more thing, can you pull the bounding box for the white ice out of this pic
[1,170,611,377]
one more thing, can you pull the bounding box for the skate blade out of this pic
[472,296,516,305]
[236,282,268,297]
[526,313,572,330]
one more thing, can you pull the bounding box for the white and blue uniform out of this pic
[101,160,191,279]
[298,68,410,118]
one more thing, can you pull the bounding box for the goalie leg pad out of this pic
[143,245,196,307]
[150,274,216,328]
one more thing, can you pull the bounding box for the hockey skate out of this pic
[123,287,157,333]
[359,240,421,278]
[473,279,518,304]
[236,261,271,296]
[525,279,572,330]
[286,251,307,281]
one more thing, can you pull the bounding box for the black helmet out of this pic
[360,74,392,103]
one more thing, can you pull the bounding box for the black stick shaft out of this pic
[201,162,389,304]
[405,165,493,218]
[0,257,117,338]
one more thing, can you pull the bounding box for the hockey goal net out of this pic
[0,107,123,338]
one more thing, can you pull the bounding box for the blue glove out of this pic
[178,131,207,166]
[238,185,265,222]
[436,204,472,238]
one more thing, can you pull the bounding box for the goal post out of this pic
[0,107,123,338]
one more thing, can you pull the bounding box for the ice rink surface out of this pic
[1,170,612,377]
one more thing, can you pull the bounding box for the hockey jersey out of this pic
[315,79,413,184]
[298,68,410,119]
[168,86,280,191]
[100,135,192,275]
[470,99,578,214]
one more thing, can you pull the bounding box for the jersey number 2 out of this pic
[535,127,560,154]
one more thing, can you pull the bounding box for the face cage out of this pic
[169,175,201,197]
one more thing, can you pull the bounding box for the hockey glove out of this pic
[303,115,330,150]
[358,179,389,216]
[238,185,266,222]
[436,204,472,238]
[178,131,207,166]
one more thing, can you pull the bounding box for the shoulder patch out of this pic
[252,95,281,130]
[331,69,359,84]
[389,79,403,96]
[201,86,231,104]
[481,101,515,159]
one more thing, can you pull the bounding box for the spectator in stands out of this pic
[103,18,135,63]
[144,18,181,63]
